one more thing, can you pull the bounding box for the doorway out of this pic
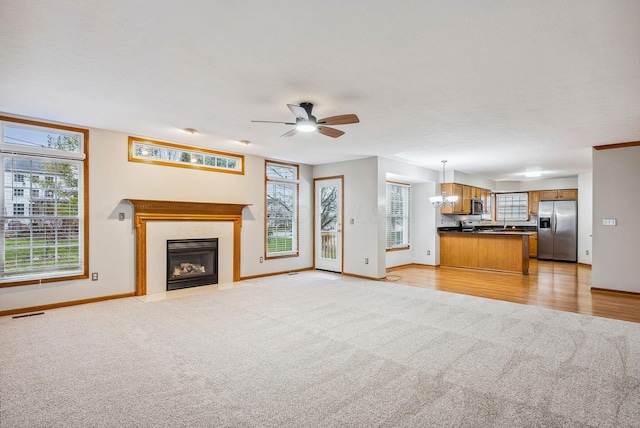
[314,177,343,273]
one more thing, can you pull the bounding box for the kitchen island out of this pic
[439,230,532,274]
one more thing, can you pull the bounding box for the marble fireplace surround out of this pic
[125,199,248,296]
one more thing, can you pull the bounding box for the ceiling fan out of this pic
[251,102,359,138]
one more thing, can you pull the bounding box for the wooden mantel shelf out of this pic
[126,199,248,217]
[124,199,250,296]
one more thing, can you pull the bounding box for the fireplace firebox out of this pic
[166,238,218,291]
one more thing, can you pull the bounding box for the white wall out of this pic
[494,177,579,192]
[0,126,313,312]
[451,170,494,190]
[577,172,593,265]
[313,157,381,278]
[313,157,440,279]
[592,145,640,292]
[379,158,439,272]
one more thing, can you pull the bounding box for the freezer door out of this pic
[537,201,554,259]
[553,200,577,262]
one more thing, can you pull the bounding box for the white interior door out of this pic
[315,177,343,273]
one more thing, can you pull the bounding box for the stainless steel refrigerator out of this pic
[537,200,577,262]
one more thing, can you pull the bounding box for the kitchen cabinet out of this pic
[462,186,471,214]
[558,189,578,199]
[528,191,540,215]
[540,189,578,200]
[440,183,464,214]
[440,232,529,274]
[471,187,482,199]
[529,233,538,258]
[441,183,492,215]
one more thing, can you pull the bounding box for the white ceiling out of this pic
[1,1,639,181]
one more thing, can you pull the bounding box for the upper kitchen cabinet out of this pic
[440,183,492,215]
[462,186,472,214]
[470,187,482,199]
[557,189,578,199]
[540,189,578,200]
[440,183,464,214]
[529,191,540,215]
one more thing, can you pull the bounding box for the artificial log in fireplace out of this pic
[166,238,218,291]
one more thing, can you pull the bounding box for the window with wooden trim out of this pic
[1,116,88,285]
[386,182,411,249]
[128,137,244,175]
[496,193,528,220]
[265,161,298,258]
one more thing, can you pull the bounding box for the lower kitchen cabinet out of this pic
[529,233,538,258]
[440,232,529,274]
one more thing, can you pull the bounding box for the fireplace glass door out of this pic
[166,238,218,290]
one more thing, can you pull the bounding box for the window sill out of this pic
[265,252,299,260]
[386,246,410,252]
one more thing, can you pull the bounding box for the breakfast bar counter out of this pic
[439,230,531,274]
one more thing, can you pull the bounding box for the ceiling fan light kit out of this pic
[296,120,316,132]
[252,102,359,138]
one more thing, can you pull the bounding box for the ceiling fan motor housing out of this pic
[299,102,314,117]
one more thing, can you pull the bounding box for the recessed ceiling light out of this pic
[525,172,542,178]
[182,128,197,134]
[237,140,250,145]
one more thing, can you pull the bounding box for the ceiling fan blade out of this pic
[281,128,298,137]
[287,104,309,120]
[317,126,345,138]
[251,120,295,125]
[318,114,360,126]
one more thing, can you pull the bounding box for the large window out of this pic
[265,161,298,258]
[386,182,411,249]
[1,116,88,285]
[496,193,528,220]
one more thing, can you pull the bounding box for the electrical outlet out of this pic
[365,258,369,264]
[259,256,263,263]
[349,218,354,224]
[91,272,98,281]
[586,250,589,255]
[602,218,617,226]
[118,212,125,221]
[427,250,431,256]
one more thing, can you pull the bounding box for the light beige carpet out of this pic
[1,271,639,427]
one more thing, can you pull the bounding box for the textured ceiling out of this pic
[1,0,639,181]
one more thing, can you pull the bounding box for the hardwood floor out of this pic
[386,259,640,323]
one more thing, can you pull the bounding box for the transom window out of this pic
[265,161,298,258]
[386,182,411,249]
[496,193,529,220]
[1,116,88,285]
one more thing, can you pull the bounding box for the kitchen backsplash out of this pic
[440,214,537,228]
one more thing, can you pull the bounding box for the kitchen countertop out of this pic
[438,230,536,235]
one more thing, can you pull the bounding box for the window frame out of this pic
[128,136,244,175]
[264,160,299,259]
[495,192,529,221]
[0,115,89,287]
[386,181,411,251]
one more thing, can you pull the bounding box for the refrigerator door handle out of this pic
[553,211,557,235]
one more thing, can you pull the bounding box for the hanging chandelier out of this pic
[430,160,459,208]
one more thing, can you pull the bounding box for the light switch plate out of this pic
[602,218,617,226]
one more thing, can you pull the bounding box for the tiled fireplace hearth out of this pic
[125,199,248,296]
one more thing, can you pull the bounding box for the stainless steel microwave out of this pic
[470,198,484,215]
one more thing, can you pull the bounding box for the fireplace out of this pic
[166,238,218,291]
